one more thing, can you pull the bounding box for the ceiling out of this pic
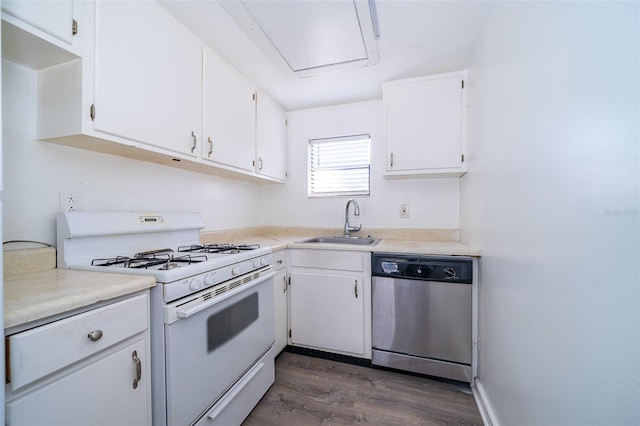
[158,0,495,112]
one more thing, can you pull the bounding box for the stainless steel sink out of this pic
[297,236,381,246]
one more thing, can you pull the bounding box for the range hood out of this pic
[218,0,380,77]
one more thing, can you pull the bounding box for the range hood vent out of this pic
[219,0,380,77]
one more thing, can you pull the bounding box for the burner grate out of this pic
[178,243,260,254]
[91,250,207,270]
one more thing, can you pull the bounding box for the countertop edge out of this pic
[4,269,156,330]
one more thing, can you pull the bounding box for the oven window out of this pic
[207,293,259,352]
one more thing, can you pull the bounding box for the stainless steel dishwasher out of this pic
[371,253,473,382]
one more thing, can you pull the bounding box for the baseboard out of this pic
[284,345,372,367]
[472,379,499,426]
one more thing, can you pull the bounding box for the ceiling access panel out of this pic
[219,0,380,77]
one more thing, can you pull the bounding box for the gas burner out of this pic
[178,243,260,254]
[91,252,208,270]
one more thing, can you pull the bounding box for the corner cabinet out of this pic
[5,292,152,425]
[255,93,287,181]
[288,250,371,359]
[203,48,287,181]
[383,70,468,178]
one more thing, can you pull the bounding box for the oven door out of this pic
[164,270,275,425]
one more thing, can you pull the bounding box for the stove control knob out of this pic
[260,256,269,266]
[232,265,241,276]
[189,279,199,291]
[204,273,215,286]
[253,259,261,268]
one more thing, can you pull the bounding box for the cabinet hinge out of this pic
[285,119,288,126]
[462,154,465,163]
[252,93,256,101]
[288,329,292,338]
[461,80,464,89]
[72,19,78,36]
[90,104,95,121]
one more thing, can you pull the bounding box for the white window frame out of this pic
[308,134,371,198]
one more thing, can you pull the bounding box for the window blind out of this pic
[308,135,371,197]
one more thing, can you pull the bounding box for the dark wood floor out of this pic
[243,352,483,425]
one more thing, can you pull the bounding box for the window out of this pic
[308,134,371,197]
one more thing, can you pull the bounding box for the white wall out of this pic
[259,100,460,231]
[2,59,262,245]
[461,2,639,424]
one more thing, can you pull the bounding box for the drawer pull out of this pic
[132,350,141,389]
[87,330,103,342]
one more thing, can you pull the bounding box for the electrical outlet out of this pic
[400,204,410,218]
[60,191,82,212]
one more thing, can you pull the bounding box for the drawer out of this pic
[290,249,364,272]
[272,250,286,271]
[8,293,149,391]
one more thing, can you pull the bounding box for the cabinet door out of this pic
[203,49,256,172]
[2,0,75,46]
[256,93,287,181]
[93,1,202,156]
[290,271,364,356]
[272,270,288,354]
[6,339,151,426]
[384,71,466,175]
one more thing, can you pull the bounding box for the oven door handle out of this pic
[175,271,276,320]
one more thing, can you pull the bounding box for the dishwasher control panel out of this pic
[371,254,473,283]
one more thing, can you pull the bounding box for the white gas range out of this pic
[57,211,275,426]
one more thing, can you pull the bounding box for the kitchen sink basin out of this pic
[297,236,381,246]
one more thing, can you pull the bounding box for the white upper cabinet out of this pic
[255,93,287,181]
[2,0,75,47]
[21,0,286,183]
[1,0,83,69]
[383,70,468,178]
[203,48,256,172]
[93,1,202,156]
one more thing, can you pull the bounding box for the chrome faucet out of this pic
[344,198,361,238]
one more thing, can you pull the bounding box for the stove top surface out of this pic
[56,211,272,288]
[90,244,261,271]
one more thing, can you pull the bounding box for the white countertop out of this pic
[4,269,156,330]
[4,232,477,331]
[223,235,480,257]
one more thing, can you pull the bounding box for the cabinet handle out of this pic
[87,330,103,341]
[132,350,142,389]
[283,275,287,293]
[208,137,213,157]
[277,259,283,265]
[191,131,197,154]
[259,157,264,171]
[390,152,394,168]
[354,279,358,299]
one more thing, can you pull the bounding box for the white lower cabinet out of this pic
[271,250,288,356]
[289,249,371,359]
[5,292,152,425]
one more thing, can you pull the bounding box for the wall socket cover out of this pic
[60,191,82,212]
[400,204,410,218]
